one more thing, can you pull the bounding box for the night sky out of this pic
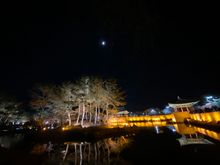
[0,1,219,111]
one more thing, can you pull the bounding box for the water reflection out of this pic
[194,127,220,142]
[1,124,220,164]
[30,136,131,165]
[0,134,24,149]
[170,124,219,146]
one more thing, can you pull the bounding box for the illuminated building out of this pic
[168,97,199,113]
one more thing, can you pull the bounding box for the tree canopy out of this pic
[30,76,126,127]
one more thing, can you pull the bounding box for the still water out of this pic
[1,124,220,165]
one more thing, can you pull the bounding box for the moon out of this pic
[101,40,106,46]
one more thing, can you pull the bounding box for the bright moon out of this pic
[101,41,106,46]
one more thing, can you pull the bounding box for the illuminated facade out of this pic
[107,114,176,127]
[168,99,198,113]
[107,98,220,127]
[190,111,220,123]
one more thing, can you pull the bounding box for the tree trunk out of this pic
[94,143,97,161]
[97,141,100,162]
[97,105,100,124]
[88,143,91,162]
[94,105,98,125]
[89,103,92,123]
[80,143,83,165]
[106,104,109,123]
[67,111,71,126]
[63,144,69,160]
[74,144,77,165]
[85,109,88,121]
[75,103,81,125]
[81,102,85,127]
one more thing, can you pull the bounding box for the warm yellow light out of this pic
[190,112,220,123]
[195,127,220,141]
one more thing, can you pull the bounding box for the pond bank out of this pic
[28,126,154,142]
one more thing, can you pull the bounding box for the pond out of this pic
[1,124,220,165]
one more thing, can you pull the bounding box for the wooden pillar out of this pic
[186,107,189,112]
[180,107,183,112]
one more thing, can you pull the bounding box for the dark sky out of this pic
[0,1,219,110]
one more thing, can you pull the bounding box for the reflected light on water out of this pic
[173,124,220,142]
[172,123,220,146]
[1,123,220,164]
[194,127,220,141]
[30,136,132,165]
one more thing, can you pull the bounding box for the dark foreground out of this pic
[1,125,220,165]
